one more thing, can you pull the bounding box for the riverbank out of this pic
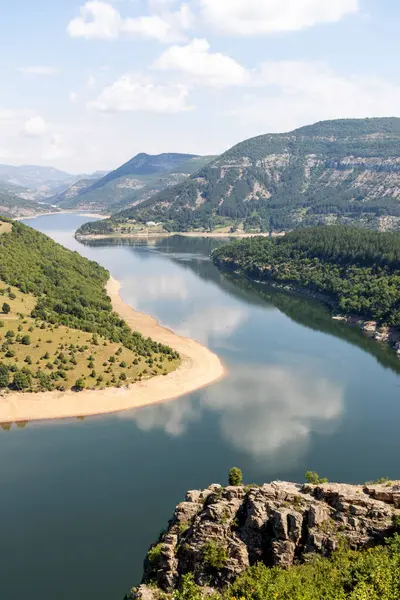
[19,210,109,221]
[0,278,225,423]
[76,231,273,241]
[221,263,400,357]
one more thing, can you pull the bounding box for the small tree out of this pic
[21,335,31,346]
[13,371,30,391]
[2,303,10,314]
[0,364,9,389]
[305,471,328,485]
[74,377,85,392]
[229,467,243,486]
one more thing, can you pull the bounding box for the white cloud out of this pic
[154,38,249,87]
[230,61,400,131]
[69,92,79,103]
[67,1,121,39]
[0,108,16,120]
[87,75,96,86]
[67,0,191,42]
[88,73,192,113]
[21,116,48,137]
[19,66,59,75]
[199,0,360,35]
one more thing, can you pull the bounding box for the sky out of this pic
[0,0,399,173]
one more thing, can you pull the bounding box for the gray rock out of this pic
[137,480,400,593]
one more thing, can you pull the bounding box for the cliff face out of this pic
[128,480,400,599]
[114,118,400,233]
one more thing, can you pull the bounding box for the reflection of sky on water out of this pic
[121,365,343,467]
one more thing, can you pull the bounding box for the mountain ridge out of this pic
[79,117,400,236]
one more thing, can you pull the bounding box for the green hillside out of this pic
[0,218,178,393]
[79,118,400,236]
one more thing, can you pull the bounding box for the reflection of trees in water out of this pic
[120,365,344,469]
[84,235,400,373]
[225,274,400,376]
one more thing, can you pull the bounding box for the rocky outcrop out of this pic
[127,480,400,599]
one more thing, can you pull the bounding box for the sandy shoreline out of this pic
[77,231,272,241]
[0,278,225,423]
[18,211,110,221]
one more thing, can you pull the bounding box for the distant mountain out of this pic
[0,164,109,203]
[56,153,214,212]
[44,172,109,206]
[80,118,400,235]
[0,191,57,218]
[0,180,28,196]
[0,164,72,188]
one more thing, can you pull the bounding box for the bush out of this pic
[21,335,31,346]
[73,377,85,392]
[147,543,163,569]
[2,303,10,314]
[13,370,31,391]
[305,471,328,485]
[203,540,228,570]
[229,467,243,486]
[0,364,9,388]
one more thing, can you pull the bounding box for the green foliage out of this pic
[74,377,85,392]
[224,536,400,600]
[21,335,31,345]
[12,370,31,391]
[173,536,400,600]
[212,226,400,326]
[0,363,9,388]
[202,540,228,570]
[305,471,328,485]
[147,543,163,570]
[2,302,10,314]
[175,574,203,600]
[229,467,243,486]
[0,222,177,361]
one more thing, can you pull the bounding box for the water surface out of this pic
[1,213,399,600]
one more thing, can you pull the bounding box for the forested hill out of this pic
[79,117,400,236]
[0,218,178,393]
[212,226,400,325]
[56,153,213,213]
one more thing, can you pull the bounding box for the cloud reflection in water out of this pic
[121,365,344,467]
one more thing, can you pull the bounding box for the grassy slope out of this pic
[0,219,179,393]
[0,282,178,393]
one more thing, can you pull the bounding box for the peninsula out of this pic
[0,218,224,422]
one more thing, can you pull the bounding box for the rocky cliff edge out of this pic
[127,480,400,599]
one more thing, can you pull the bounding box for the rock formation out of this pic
[127,480,400,599]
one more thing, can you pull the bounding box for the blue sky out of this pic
[0,0,399,173]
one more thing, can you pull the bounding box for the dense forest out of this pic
[78,118,400,236]
[0,219,178,392]
[212,226,400,325]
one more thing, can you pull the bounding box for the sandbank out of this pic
[0,278,225,423]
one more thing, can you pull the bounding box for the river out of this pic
[1,213,400,600]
